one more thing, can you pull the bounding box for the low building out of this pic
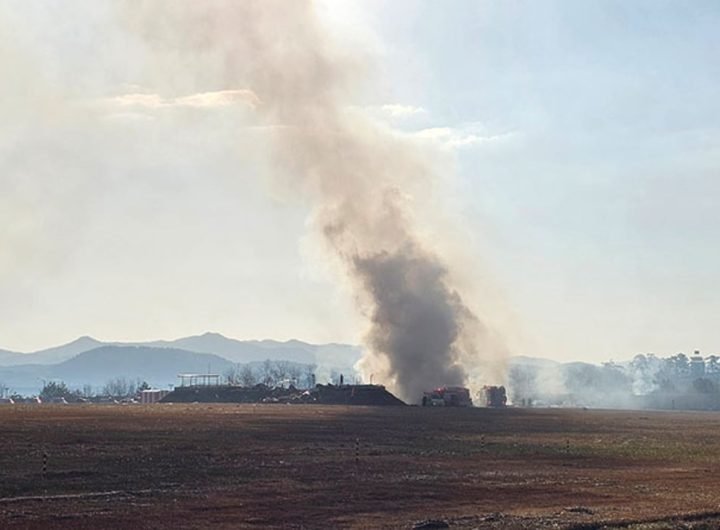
[140,389,171,404]
[177,374,220,387]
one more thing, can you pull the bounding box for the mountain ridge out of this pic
[0,333,360,367]
[0,333,611,370]
[0,345,236,395]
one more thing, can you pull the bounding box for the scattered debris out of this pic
[412,519,449,529]
[564,506,594,515]
[477,513,503,522]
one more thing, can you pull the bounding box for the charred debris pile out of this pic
[161,383,406,406]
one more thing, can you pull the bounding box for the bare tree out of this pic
[272,361,293,387]
[103,377,136,398]
[239,364,257,387]
[304,364,317,389]
[261,359,275,386]
[0,381,8,398]
[287,364,302,388]
[707,355,720,374]
[224,364,241,385]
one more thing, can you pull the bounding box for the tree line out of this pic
[509,351,720,408]
[0,360,320,401]
[29,378,153,402]
[224,360,316,389]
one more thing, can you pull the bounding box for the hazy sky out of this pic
[2,1,719,362]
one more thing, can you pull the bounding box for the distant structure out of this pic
[177,374,220,387]
[140,389,171,404]
[690,350,705,379]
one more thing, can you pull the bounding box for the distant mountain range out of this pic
[0,332,360,367]
[0,333,363,396]
[0,333,609,399]
[0,335,104,366]
[0,346,234,394]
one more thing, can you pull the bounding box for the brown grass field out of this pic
[2,404,720,529]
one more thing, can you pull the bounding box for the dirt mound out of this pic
[314,384,405,406]
[161,384,405,406]
[160,384,303,404]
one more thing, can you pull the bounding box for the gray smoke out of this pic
[129,0,505,403]
[352,246,472,401]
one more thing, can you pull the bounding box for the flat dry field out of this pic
[1,404,720,529]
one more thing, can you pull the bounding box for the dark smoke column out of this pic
[353,246,471,402]
[246,1,498,404]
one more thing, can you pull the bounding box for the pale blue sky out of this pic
[355,0,720,360]
[1,1,718,361]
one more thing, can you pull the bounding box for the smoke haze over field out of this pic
[5,2,718,371]
[127,0,506,402]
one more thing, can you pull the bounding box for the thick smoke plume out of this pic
[131,0,505,402]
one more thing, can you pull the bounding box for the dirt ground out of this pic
[1,404,720,529]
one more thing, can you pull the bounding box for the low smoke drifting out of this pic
[131,0,505,402]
